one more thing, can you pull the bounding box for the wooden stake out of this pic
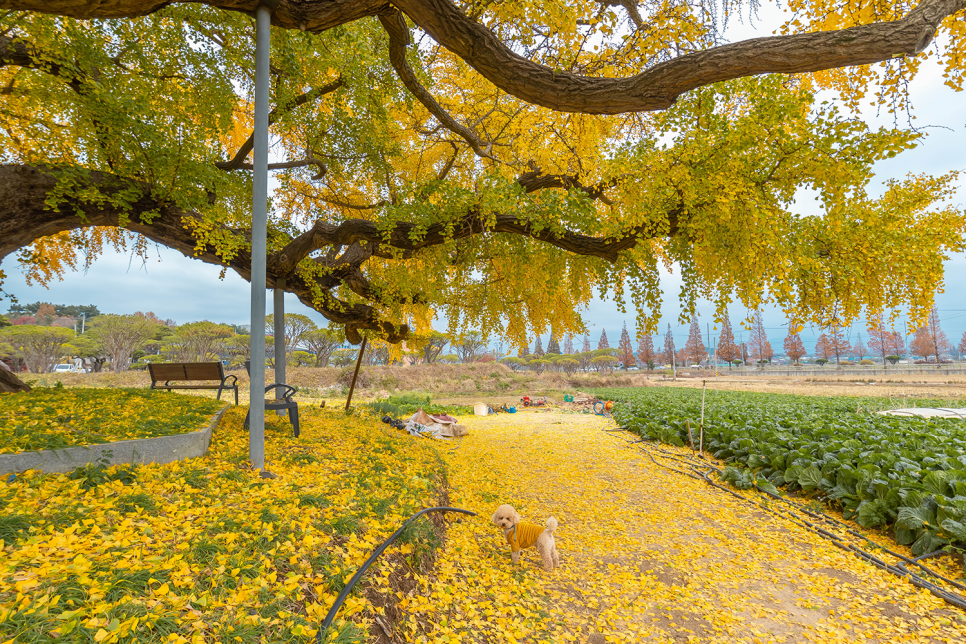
[701,380,706,427]
[345,336,367,412]
[686,420,695,455]
[700,380,706,456]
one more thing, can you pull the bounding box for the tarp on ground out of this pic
[407,408,469,438]
[878,408,966,419]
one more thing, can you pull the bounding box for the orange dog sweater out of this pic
[506,522,545,552]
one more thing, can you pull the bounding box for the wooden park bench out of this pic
[148,362,239,405]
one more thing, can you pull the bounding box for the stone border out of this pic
[0,406,229,476]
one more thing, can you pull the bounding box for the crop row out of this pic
[598,387,966,557]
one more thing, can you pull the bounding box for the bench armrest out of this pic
[265,383,297,401]
[223,374,239,386]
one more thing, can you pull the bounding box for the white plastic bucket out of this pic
[473,402,488,416]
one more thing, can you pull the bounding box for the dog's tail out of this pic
[545,517,558,533]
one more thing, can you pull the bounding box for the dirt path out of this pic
[394,411,966,643]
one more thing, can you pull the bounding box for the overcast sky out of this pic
[2,6,964,354]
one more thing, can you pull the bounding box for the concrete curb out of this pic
[0,406,229,476]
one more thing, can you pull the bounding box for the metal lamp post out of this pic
[249,0,279,474]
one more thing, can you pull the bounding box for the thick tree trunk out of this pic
[0,367,31,393]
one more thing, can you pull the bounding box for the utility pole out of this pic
[904,320,909,361]
[713,339,718,379]
[706,323,712,370]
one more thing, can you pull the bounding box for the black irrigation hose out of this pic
[657,445,966,590]
[898,551,966,595]
[639,438,955,572]
[315,506,477,643]
[605,427,966,612]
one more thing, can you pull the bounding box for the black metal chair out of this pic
[244,360,300,437]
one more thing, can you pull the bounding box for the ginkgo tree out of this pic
[1,0,964,349]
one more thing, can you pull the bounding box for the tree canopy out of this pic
[1,0,964,346]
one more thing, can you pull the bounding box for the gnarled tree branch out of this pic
[392,0,964,114]
[1,163,677,342]
[0,163,410,342]
[216,76,343,171]
[0,35,85,93]
[4,0,964,116]
[228,157,329,179]
[378,9,493,159]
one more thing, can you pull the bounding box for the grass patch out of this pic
[363,394,473,418]
[0,513,33,544]
[0,388,223,454]
[0,406,444,643]
[115,492,156,513]
[299,493,330,508]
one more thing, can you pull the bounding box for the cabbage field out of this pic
[597,387,966,556]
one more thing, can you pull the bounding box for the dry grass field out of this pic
[661,370,966,402]
[22,363,654,407]
[22,363,966,406]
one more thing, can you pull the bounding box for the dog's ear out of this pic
[511,509,521,525]
[490,510,501,525]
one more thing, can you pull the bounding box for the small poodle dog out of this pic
[491,504,559,572]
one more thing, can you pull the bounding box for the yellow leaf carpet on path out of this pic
[0,407,444,644]
[398,411,966,643]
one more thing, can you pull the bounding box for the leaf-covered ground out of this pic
[0,407,444,644]
[603,387,966,548]
[5,401,966,643]
[0,389,224,454]
[394,411,966,643]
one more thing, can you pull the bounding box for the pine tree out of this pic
[827,326,851,366]
[717,313,740,368]
[927,306,951,361]
[817,327,850,365]
[547,336,560,354]
[783,331,806,364]
[868,314,904,363]
[815,334,831,360]
[683,319,705,366]
[851,333,868,359]
[533,335,544,356]
[617,323,635,369]
[748,311,773,368]
[910,326,932,360]
[598,329,610,350]
[582,334,591,353]
[637,333,657,370]
[563,335,574,355]
[909,310,950,362]
[663,324,676,367]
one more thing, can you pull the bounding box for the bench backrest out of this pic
[149,362,225,383]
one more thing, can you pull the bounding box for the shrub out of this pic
[337,366,371,388]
